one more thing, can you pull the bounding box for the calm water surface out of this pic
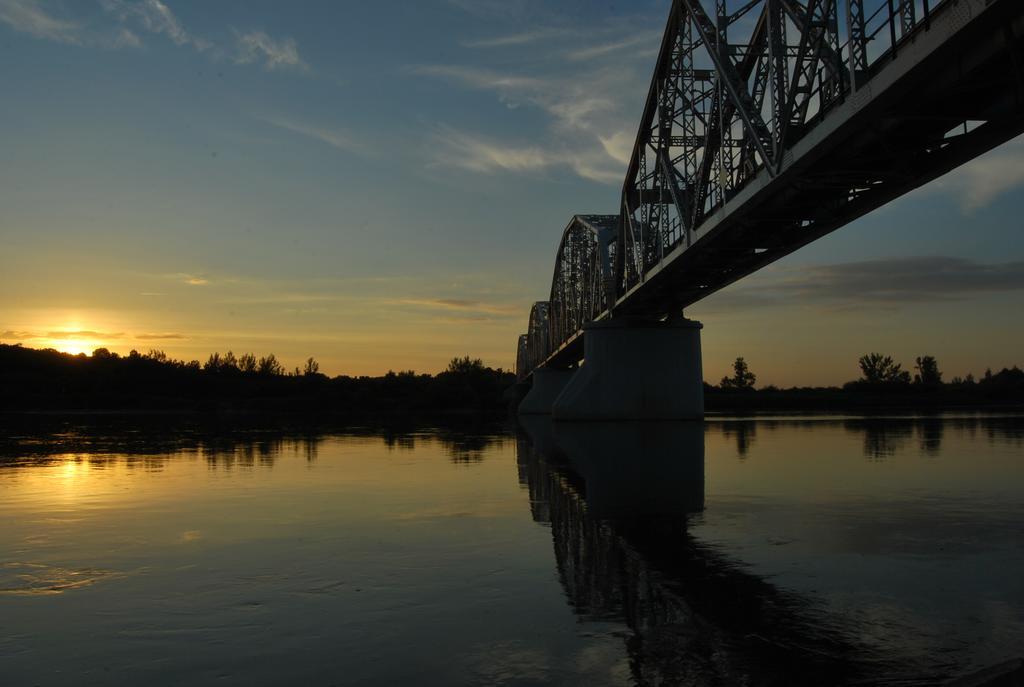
[0,415,1022,686]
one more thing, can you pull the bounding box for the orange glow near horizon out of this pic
[48,339,93,356]
[42,324,101,356]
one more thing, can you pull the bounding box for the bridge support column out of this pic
[518,367,576,415]
[551,319,703,421]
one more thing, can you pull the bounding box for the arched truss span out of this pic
[548,215,618,353]
[517,301,551,380]
[515,215,617,381]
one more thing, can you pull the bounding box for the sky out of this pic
[1,0,1022,386]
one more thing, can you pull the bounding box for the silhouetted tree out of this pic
[721,357,756,390]
[446,356,485,374]
[204,352,222,372]
[858,353,911,385]
[304,357,320,376]
[257,353,284,376]
[238,353,257,374]
[913,356,942,386]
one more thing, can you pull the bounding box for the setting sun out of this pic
[50,339,91,356]
[41,323,105,356]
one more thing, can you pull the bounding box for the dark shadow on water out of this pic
[720,419,758,458]
[516,416,958,687]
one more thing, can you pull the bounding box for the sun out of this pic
[41,321,106,356]
[57,339,91,356]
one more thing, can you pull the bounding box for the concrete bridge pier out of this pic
[518,367,576,415]
[551,318,703,421]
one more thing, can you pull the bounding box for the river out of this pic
[1,414,1021,685]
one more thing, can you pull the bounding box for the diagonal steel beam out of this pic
[658,147,692,247]
[692,4,769,229]
[779,0,846,83]
[776,0,835,162]
[680,0,777,177]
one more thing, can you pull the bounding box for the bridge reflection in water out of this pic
[517,418,883,687]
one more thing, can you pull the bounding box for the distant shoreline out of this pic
[2,342,1022,420]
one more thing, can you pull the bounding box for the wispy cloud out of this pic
[101,0,208,51]
[135,332,186,340]
[394,297,521,317]
[260,116,363,155]
[429,127,620,184]
[0,0,83,44]
[431,128,553,174]
[942,135,1024,211]
[389,297,523,322]
[412,28,657,185]
[167,273,210,286]
[1,1,308,74]
[415,61,634,182]
[47,329,125,339]
[696,256,1024,314]
[1,330,38,340]
[462,27,569,48]
[411,64,545,93]
[234,29,306,71]
[2,329,186,342]
[566,31,659,62]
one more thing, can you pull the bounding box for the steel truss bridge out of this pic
[516,0,1024,380]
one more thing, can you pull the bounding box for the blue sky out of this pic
[1,0,1022,384]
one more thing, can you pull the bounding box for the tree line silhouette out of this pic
[0,344,515,416]
[2,343,1021,414]
[708,352,1024,410]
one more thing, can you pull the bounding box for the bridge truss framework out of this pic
[518,0,1024,380]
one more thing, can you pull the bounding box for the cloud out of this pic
[392,297,522,319]
[598,129,635,165]
[134,332,186,340]
[2,0,308,76]
[462,28,569,48]
[169,273,209,285]
[101,0,207,50]
[433,126,622,184]
[1,330,38,340]
[431,128,553,174]
[0,0,82,44]
[412,42,656,185]
[566,31,659,62]
[947,135,1024,211]
[260,116,362,155]
[696,256,1024,314]
[234,29,306,71]
[47,330,125,339]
